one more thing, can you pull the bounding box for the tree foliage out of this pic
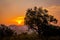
[0,24,14,37]
[24,6,58,35]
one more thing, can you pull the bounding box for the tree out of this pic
[0,24,14,37]
[24,6,58,39]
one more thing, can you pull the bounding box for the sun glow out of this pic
[13,16,24,25]
[16,20,23,24]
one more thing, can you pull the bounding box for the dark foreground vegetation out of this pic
[0,7,60,40]
[0,24,60,40]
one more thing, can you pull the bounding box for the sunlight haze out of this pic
[0,0,60,25]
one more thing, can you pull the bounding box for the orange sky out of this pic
[0,0,60,26]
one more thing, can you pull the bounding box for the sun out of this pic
[14,16,24,25]
[16,20,23,24]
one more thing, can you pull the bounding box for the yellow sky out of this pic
[0,0,60,25]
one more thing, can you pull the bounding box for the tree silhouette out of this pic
[0,24,14,38]
[24,6,58,39]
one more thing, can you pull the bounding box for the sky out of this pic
[0,0,60,25]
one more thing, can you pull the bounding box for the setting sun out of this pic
[16,20,23,24]
[13,16,24,25]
